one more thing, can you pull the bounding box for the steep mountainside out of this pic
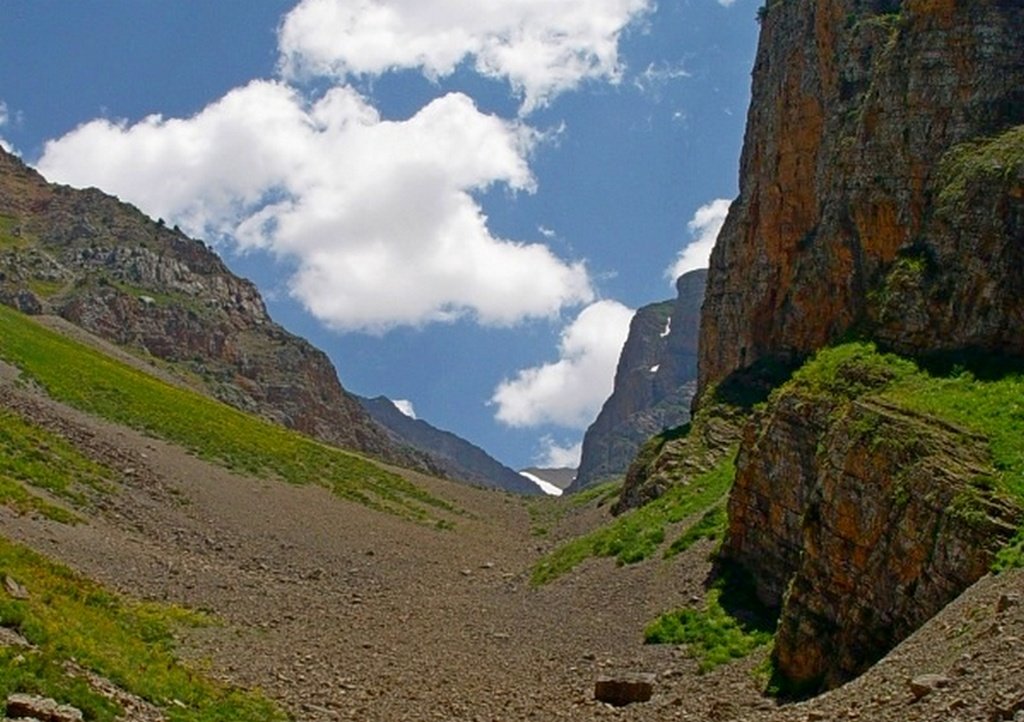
[357,395,540,494]
[617,0,1024,696]
[699,0,1024,394]
[571,269,705,491]
[0,148,421,467]
[723,344,1023,691]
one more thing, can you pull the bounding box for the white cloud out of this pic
[491,299,634,428]
[633,61,691,95]
[535,436,583,468]
[278,0,653,113]
[717,0,737,6]
[37,81,594,332]
[391,398,416,418]
[665,198,731,282]
[0,101,12,153]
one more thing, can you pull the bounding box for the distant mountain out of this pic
[568,269,706,492]
[0,147,424,469]
[358,395,541,495]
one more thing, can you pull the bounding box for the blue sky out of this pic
[0,0,759,470]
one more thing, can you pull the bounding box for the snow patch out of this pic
[519,471,564,496]
[391,399,417,419]
[650,364,660,373]
[660,317,672,338]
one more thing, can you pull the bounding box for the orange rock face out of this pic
[725,387,1021,690]
[703,0,1024,694]
[698,0,1024,396]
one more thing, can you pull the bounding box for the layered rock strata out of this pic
[725,380,1022,690]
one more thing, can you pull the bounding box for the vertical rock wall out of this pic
[725,384,1022,689]
[572,269,706,491]
[699,0,1024,395]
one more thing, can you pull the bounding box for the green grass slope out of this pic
[0,538,289,721]
[0,407,117,524]
[530,454,735,585]
[0,304,453,523]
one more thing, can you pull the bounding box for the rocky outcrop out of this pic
[0,148,416,466]
[357,395,540,494]
[722,357,1022,691]
[664,0,1024,695]
[699,0,1024,396]
[5,693,84,722]
[613,401,744,514]
[571,269,706,491]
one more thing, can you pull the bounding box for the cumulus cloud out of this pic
[535,436,583,468]
[278,0,653,112]
[391,399,416,418]
[491,299,634,428]
[38,81,594,332]
[666,198,731,282]
[0,101,12,153]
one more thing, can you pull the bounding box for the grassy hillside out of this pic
[0,407,116,524]
[0,304,453,523]
[0,538,289,721]
[530,454,735,585]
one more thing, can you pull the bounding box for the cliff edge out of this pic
[699,0,1024,394]
[618,0,1024,695]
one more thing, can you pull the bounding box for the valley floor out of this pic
[1,373,1022,721]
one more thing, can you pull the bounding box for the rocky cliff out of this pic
[571,269,706,491]
[702,0,1024,693]
[700,0,1024,692]
[699,0,1024,395]
[0,147,418,466]
[616,0,1024,696]
[723,345,1022,691]
[357,395,540,494]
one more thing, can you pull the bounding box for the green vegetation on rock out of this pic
[0,538,289,722]
[787,341,1024,566]
[665,503,728,559]
[0,214,29,250]
[0,304,453,522]
[644,566,775,672]
[530,455,735,585]
[938,124,1024,211]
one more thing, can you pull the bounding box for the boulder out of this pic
[594,674,655,706]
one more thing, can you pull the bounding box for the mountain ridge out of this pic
[357,394,540,495]
[0,147,430,471]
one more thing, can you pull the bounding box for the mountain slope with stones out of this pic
[1,327,1023,721]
